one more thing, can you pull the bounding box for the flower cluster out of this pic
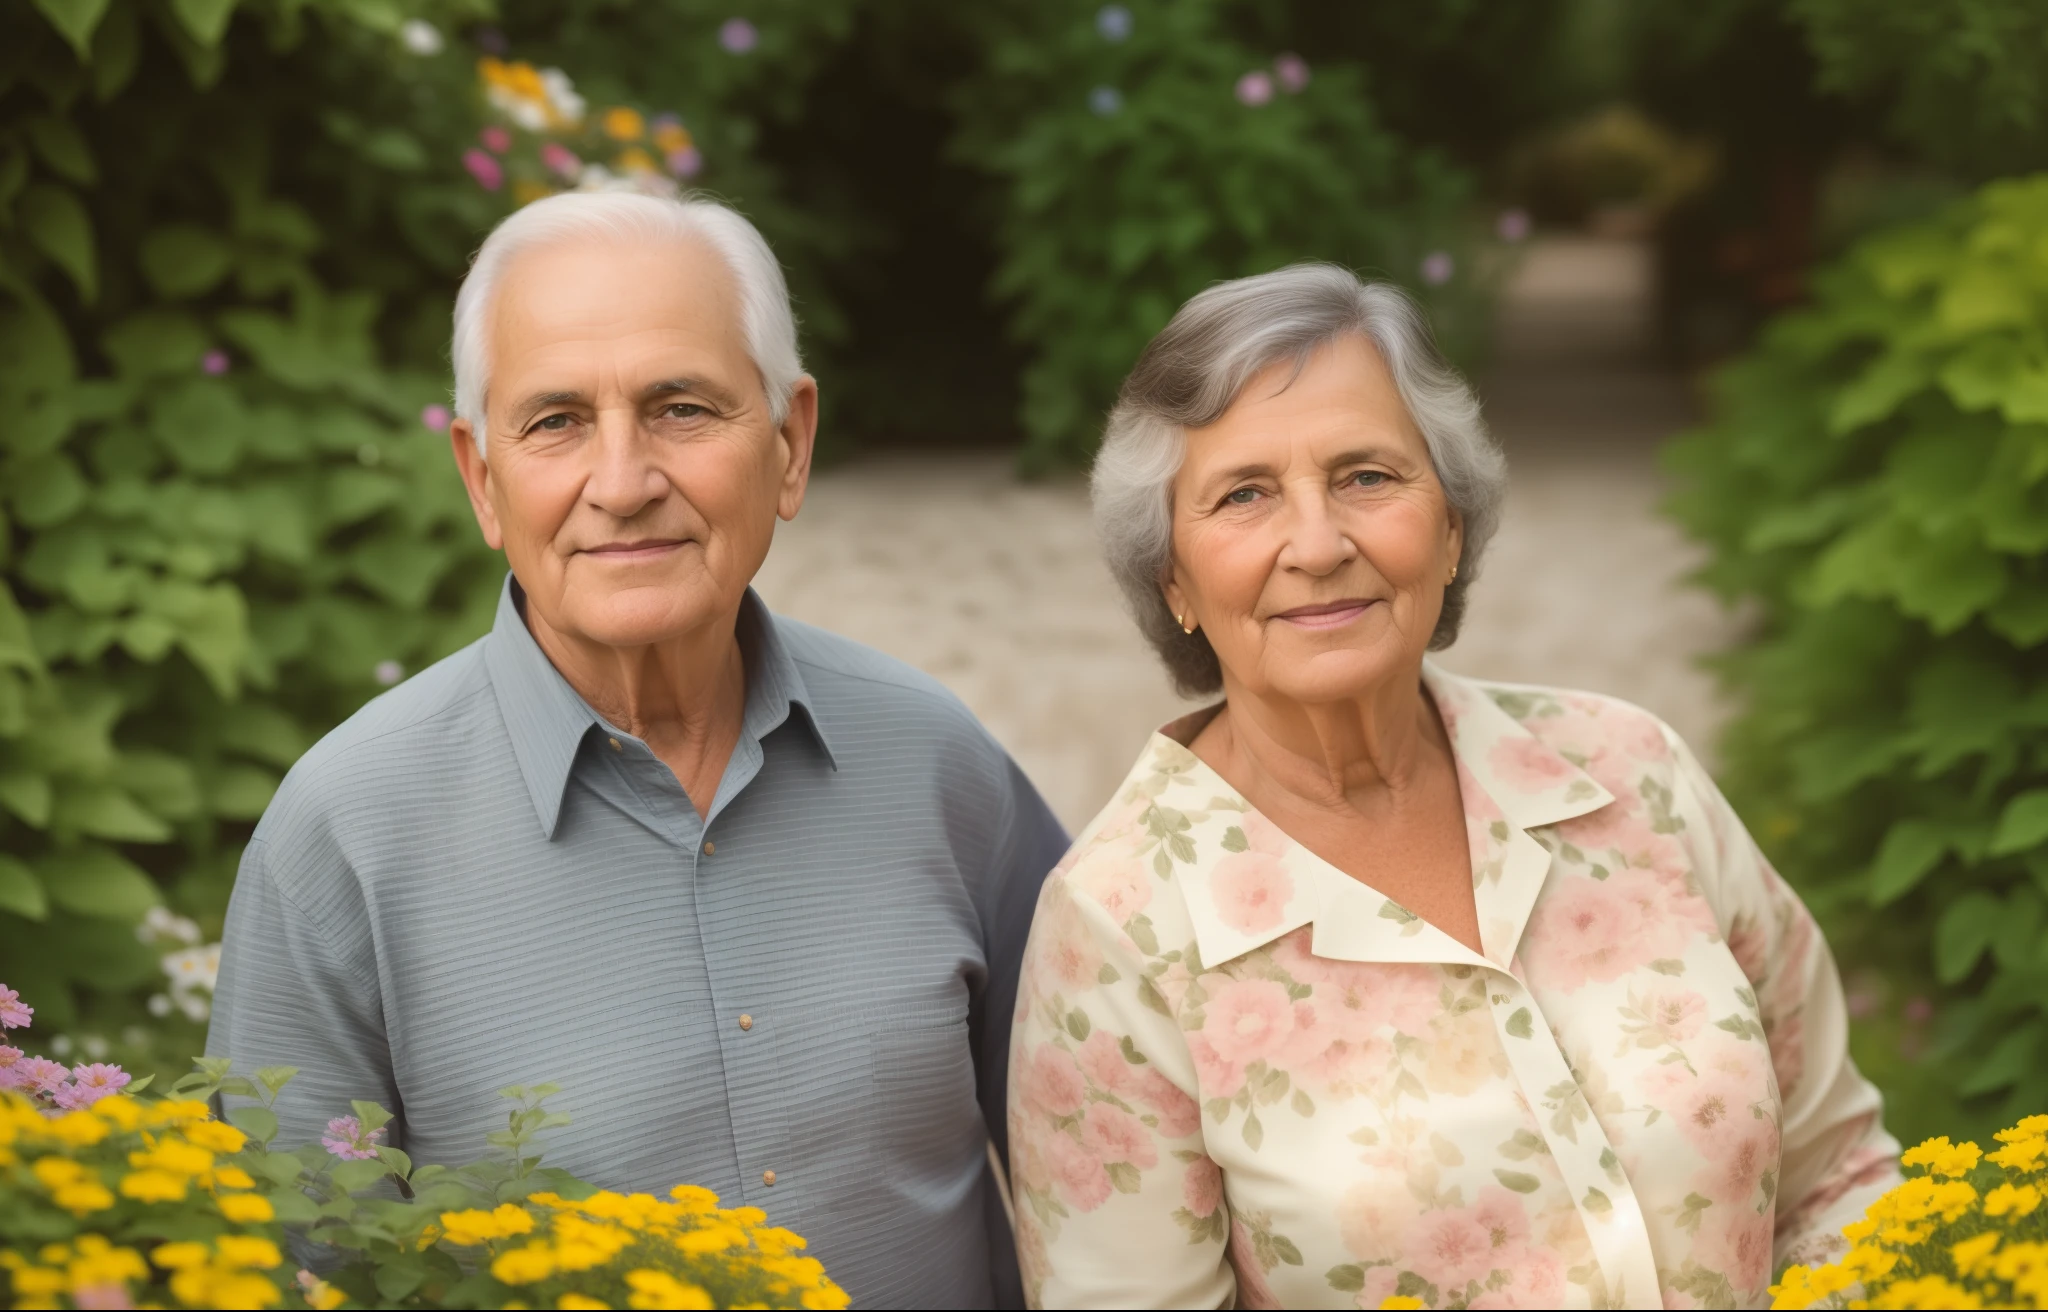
[139,907,222,1023]
[470,58,703,206]
[1770,1116,2048,1309]
[0,983,133,1113]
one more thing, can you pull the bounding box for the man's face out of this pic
[451,237,817,652]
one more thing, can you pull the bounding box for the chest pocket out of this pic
[865,1004,985,1186]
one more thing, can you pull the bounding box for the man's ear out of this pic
[450,419,505,551]
[775,376,820,523]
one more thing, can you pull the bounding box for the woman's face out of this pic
[1163,334,1463,707]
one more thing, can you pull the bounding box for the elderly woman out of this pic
[1007,265,1899,1310]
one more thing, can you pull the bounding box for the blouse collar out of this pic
[1149,661,1615,975]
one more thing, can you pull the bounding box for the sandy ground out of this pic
[754,237,1743,831]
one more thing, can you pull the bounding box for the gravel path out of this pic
[754,237,1742,829]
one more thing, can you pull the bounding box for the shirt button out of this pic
[607,737,622,752]
[761,1169,777,1186]
[703,840,716,855]
[738,1013,753,1031]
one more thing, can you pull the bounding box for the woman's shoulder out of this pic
[1431,665,1696,771]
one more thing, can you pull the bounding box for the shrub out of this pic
[1665,175,2048,1141]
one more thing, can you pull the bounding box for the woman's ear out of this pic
[1161,571,1189,631]
[1445,505,1465,573]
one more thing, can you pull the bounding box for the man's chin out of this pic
[547,585,725,651]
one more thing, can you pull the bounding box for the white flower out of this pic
[148,994,173,1017]
[540,68,586,126]
[138,905,202,946]
[162,944,222,993]
[400,19,444,55]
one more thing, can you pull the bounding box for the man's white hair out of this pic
[451,192,803,450]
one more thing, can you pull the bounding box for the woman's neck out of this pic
[1193,663,1445,815]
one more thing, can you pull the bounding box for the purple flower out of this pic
[1096,5,1132,40]
[667,146,703,178]
[70,1285,133,1311]
[54,1063,129,1110]
[1235,70,1274,107]
[473,26,508,55]
[1088,85,1122,116]
[420,403,451,432]
[322,1115,385,1160]
[1273,53,1310,93]
[480,125,512,155]
[374,661,405,686]
[1420,250,1455,285]
[463,148,504,192]
[1496,208,1531,243]
[18,1056,68,1094]
[0,1045,25,1089]
[719,18,757,53]
[1903,996,1934,1024]
[0,985,30,1030]
[201,349,230,375]
[540,142,582,180]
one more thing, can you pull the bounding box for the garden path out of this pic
[753,236,1743,830]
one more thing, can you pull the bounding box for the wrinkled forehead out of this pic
[487,233,744,366]
[1179,336,1427,475]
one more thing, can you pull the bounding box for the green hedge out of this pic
[1666,174,2048,1141]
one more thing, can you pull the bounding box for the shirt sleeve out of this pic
[205,837,401,1153]
[1666,730,1901,1271]
[1008,868,1234,1310]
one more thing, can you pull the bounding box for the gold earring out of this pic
[1448,564,1459,583]
[1176,611,1196,636]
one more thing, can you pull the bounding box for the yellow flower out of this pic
[150,1242,212,1271]
[171,1265,282,1308]
[439,1204,536,1246]
[625,1270,712,1310]
[1997,1115,2048,1142]
[556,1297,610,1310]
[1984,1180,2043,1216]
[218,1192,275,1223]
[1864,1273,1981,1310]
[146,1099,212,1126]
[1378,1300,1426,1311]
[120,1169,189,1203]
[53,1180,116,1214]
[7,1264,63,1297]
[603,107,645,141]
[1990,1134,2047,1173]
[653,123,692,154]
[183,1119,249,1153]
[1901,1135,1983,1178]
[131,1138,214,1176]
[208,1165,256,1189]
[92,1096,143,1131]
[722,1206,767,1226]
[615,147,656,175]
[800,1282,852,1311]
[668,1185,719,1212]
[672,1224,744,1256]
[43,1111,110,1147]
[1952,1231,2001,1278]
[302,1274,347,1310]
[31,1157,86,1189]
[214,1235,283,1269]
[491,1244,557,1285]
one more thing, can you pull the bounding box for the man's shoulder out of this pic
[257,639,500,839]
[771,614,996,747]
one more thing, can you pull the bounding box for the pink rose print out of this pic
[1071,846,1153,925]
[1081,1100,1158,1170]
[1211,852,1294,934]
[1357,1265,1401,1309]
[1201,977,1299,1065]
[1726,914,1770,982]
[1470,1185,1531,1255]
[1768,1008,1808,1101]
[1136,1069,1203,1138]
[1642,985,1707,1042]
[1188,1032,1249,1097]
[1227,1218,1284,1310]
[1075,1028,1141,1098]
[1182,1154,1223,1217]
[1045,1129,1111,1211]
[1489,736,1578,793]
[1692,1119,1779,1207]
[1696,1206,1774,1301]
[1020,1044,1087,1118]
[1523,875,1652,990]
[1408,1207,1496,1288]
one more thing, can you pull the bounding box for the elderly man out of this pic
[206,192,1066,1307]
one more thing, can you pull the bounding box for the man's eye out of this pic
[664,403,707,420]
[536,414,572,431]
[1225,487,1261,505]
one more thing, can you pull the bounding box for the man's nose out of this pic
[583,406,669,517]
[1276,487,1358,575]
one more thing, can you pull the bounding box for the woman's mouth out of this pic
[1271,599,1376,630]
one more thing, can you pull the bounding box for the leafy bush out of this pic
[1665,175,2048,1142]
[955,0,1480,470]
[0,0,510,1073]
[1,982,846,1310]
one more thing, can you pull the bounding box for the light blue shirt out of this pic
[208,576,1068,1307]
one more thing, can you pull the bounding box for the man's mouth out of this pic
[579,538,688,560]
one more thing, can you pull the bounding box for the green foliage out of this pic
[0,0,505,1054]
[955,0,1479,471]
[1666,175,2048,1141]
[1791,0,2048,178]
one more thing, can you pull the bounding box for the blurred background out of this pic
[3,0,2045,1146]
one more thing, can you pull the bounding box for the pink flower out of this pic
[1019,1044,1087,1119]
[1228,1218,1284,1309]
[1273,53,1310,93]
[1523,875,1652,991]
[1043,896,1105,988]
[71,1287,134,1311]
[1045,1129,1110,1211]
[1642,985,1707,1042]
[1496,208,1531,243]
[55,1063,130,1109]
[1695,1206,1773,1301]
[667,147,703,178]
[479,125,512,154]
[1489,736,1576,793]
[462,148,504,192]
[322,1115,385,1160]
[719,17,758,53]
[1074,1028,1141,1098]
[1081,1101,1157,1169]
[1187,1032,1248,1097]
[541,142,582,179]
[1211,852,1294,935]
[0,986,31,1030]
[1070,847,1151,926]
[1234,70,1275,107]
[1135,1069,1202,1138]
[17,1056,68,1094]
[1470,1185,1531,1255]
[1692,1120,1778,1207]
[420,403,451,432]
[201,349,230,376]
[1200,977,1297,1065]
[1408,1207,1495,1289]
[1182,1154,1223,1217]
[0,1045,23,1088]
[1420,251,1456,286]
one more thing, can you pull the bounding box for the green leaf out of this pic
[18,183,96,302]
[52,783,173,842]
[350,1100,394,1134]
[1505,1007,1534,1039]
[1220,825,1247,853]
[1960,1022,2041,1097]
[1326,1265,1366,1294]
[8,453,88,528]
[101,311,209,378]
[1991,790,2048,857]
[24,118,97,187]
[31,0,112,56]
[0,855,48,921]
[1494,1169,1542,1193]
[1933,892,2003,983]
[1870,819,1951,904]
[227,1105,278,1146]
[376,1146,413,1178]
[139,226,233,299]
[168,0,240,45]
[330,1158,392,1193]
[39,846,160,919]
[256,1065,299,1095]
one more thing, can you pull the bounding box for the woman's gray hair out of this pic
[1091,263,1507,696]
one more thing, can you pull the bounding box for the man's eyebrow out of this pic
[640,377,743,408]
[509,390,584,424]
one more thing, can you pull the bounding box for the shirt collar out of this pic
[484,574,836,838]
[1162,661,1614,973]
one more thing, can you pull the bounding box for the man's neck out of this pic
[525,602,749,821]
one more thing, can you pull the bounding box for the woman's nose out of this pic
[1276,488,1358,574]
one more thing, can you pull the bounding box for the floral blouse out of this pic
[1007,664,1899,1310]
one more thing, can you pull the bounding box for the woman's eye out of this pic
[1352,470,1388,488]
[1225,487,1261,505]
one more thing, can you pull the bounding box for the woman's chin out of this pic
[1255,645,1412,704]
